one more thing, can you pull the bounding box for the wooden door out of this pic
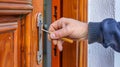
[0,0,43,67]
[51,0,88,67]
[0,17,20,67]
[0,0,87,67]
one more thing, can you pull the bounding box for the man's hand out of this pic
[48,17,88,51]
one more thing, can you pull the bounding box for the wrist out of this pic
[81,23,88,40]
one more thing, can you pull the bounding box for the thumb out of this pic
[50,27,70,39]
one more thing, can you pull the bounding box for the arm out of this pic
[89,18,120,52]
[49,18,120,52]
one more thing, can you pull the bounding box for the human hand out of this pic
[48,17,88,51]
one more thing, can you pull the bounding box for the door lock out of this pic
[37,13,43,64]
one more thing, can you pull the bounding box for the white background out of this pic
[88,0,115,67]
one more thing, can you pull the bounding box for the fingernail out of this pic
[58,46,63,51]
[59,48,63,51]
[50,33,56,39]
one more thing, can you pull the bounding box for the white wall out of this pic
[88,0,115,67]
[114,0,120,67]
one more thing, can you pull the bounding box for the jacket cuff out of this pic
[88,22,103,44]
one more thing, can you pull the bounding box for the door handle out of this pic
[37,13,43,64]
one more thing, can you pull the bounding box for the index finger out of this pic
[49,19,62,32]
[49,17,71,31]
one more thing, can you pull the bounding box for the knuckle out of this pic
[60,17,66,20]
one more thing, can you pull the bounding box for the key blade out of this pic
[41,29,73,43]
[41,29,50,34]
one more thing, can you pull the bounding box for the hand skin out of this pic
[48,17,88,51]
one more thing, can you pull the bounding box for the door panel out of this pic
[0,0,31,3]
[62,0,88,67]
[62,0,79,67]
[0,0,32,15]
[0,22,20,67]
[0,32,14,67]
[0,0,44,67]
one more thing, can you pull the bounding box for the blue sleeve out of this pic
[88,18,120,52]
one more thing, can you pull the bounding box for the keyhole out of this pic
[54,6,57,20]
[54,45,57,56]
[53,6,58,56]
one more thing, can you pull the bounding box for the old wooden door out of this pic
[51,0,88,67]
[0,0,87,67]
[0,16,21,67]
[0,0,43,67]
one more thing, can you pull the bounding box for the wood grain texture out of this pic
[30,0,43,66]
[0,32,14,67]
[0,10,32,15]
[0,16,19,23]
[62,0,79,67]
[0,20,21,67]
[0,0,31,4]
[0,0,39,67]
[51,0,88,67]
[15,18,22,67]
[78,0,88,67]
[0,3,33,10]
[24,13,31,67]
[21,16,26,67]
[21,0,43,67]
[0,2,32,15]
[52,0,61,67]
[0,22,17,32]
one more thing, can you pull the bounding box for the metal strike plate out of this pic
[37,13,43,64]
